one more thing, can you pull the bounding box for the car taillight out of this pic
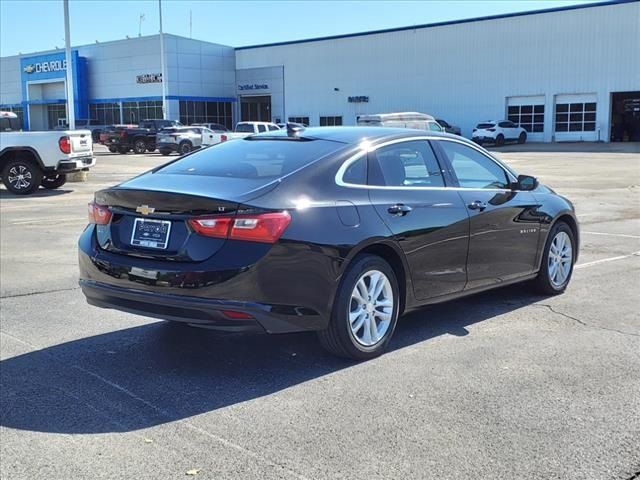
[59,136,71,154]
[88,201,112,224]
[487,128,496,132]
[188,211,291,243]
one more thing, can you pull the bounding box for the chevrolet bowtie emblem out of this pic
[136,205,155,215]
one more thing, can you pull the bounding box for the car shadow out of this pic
[0,284,541,434]
[0,188,73,198]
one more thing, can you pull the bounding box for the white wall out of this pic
[236,1,640,141]
[0,55,21,105]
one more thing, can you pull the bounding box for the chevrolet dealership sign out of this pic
[23,59,67,74]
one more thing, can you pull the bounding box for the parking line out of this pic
[575,251,640,269]
[582,231,640,239]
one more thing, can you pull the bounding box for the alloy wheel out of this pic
[348,270,394,346]
[7,165,33,191]
[548,231,573,287]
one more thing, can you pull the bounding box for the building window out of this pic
[555,102,596,132]
[288,116,309,126]
[319,116,343,127]
[2,106,24,128]
[89,102,121,125]
[179,100,233,130]
[508,104,544,133]
[122,100,163,124]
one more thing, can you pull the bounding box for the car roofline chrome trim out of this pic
[334,135,519,191]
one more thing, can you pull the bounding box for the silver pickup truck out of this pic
[0,111,95,195]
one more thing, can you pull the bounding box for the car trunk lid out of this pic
[94,173,279,262]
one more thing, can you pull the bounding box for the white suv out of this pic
[472,120,527,146]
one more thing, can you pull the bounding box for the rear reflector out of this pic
[220,134,228,142]
[188,211,291,243]
[221,310,254,320]
[88,201,112,224]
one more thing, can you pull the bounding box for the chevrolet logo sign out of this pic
[136,205,155,215]
[23,64,35,74]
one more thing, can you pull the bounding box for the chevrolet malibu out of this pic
[79,126,578,360]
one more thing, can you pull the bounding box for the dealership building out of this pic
[1,0,638,141]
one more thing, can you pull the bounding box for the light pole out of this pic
[63,0,75,129]
[159,0,167,120]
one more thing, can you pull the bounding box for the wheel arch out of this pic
[0,147,45,172]
[538,211,580,269]
[342,240,411,315]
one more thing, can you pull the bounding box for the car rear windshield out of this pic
[235,124,255,133]
[477,123,496,129]
[157,138,345,179]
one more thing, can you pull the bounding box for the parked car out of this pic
[357,112,444,132]
[99,124,137,147]
[435,118,461,136]
[191,123,230,133]
[277,122,307,129]
[105,119,182,154]
[202,121,281,147]
[472,120,527,146]
[0,111,95,194]
[79,126,578,360]
[157,126,219,155]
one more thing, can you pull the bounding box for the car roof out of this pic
[250,126,466,145]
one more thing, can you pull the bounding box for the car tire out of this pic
[533,221,576,295]
[133,139,147,154]
[495,134,505,146]
[146,147,156,153]
[118,146,129,154]
[160,149,172,156]
[41,174,67,189]
[178,141,192,155]
[318,254,400,360]
[108,146,117,153]
[1,158,43,195]
[518,132,527,144]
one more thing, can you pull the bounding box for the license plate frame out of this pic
[130,218,171,250]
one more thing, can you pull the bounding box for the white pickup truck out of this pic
[0,111,96,195]
[209,121,280,146]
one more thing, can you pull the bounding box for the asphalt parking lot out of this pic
[1,143,639,480]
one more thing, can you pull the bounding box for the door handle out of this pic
[387,204,413,216]
[467,200,487,211]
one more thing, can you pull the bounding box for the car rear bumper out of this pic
[78,226,333,333]
[472,135,495,142]
[157,142,178,152]
[80,279,274,333]
[55,155,96,172]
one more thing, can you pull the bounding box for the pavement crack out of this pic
[534,304,640,338]
[1,286,80,299]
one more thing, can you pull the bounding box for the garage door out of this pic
[507,96,545,142]
[554,93,598,142]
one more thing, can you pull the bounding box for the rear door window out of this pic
[369,140,444,187]
[158,138,345,179]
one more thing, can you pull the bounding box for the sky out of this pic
[0,0,603,57]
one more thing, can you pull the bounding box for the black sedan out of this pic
[79,127,579,360]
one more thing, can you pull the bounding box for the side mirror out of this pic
[515,174,538,191]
